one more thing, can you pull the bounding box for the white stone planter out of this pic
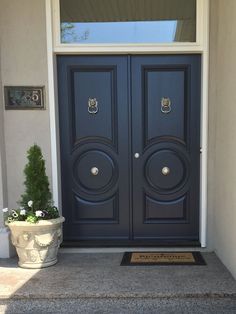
[6,217,65,268]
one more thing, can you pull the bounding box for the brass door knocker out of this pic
[161,97,171,114]
[88,98,98,114]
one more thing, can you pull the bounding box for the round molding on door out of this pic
[144,148,189,194]
[73,150,118,193]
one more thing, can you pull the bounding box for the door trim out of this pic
[45,0,209,247]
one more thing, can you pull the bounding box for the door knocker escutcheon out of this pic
[88,98,98,114]
[161,97,171,114]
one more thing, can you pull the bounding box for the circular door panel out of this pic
[145,149,188,193]
[73,150,117,193]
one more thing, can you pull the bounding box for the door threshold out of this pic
[61,240,201,248]
[59,247,209,254]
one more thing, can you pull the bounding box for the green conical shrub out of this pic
[20,144,52,210]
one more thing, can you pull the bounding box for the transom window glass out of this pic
[60,0,196,44]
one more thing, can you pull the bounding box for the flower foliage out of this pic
[3,144,59,223]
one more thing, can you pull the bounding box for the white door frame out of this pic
[45,0,209,247]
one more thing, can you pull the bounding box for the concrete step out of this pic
[0,252,236,313]
[1,297,236,314]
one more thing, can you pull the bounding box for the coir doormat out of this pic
[121,252,206,266]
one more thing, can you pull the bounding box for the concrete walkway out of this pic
[0,252,236,313]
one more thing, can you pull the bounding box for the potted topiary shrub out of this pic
[2,144,65,268]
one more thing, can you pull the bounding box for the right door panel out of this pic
[131,55,201,241]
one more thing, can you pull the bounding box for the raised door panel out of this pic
[144,68,186,146]
[71,68,117,149]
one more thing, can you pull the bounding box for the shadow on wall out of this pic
[0,253,236,313]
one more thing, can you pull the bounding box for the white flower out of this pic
[28,200,33,208]
[12,210,18,218]
[20,209,26,216]
[2,208,8,213]
[35,210,43,217]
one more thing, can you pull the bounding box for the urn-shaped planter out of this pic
[7,217,65,269]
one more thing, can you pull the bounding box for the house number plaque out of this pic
[4,86,45,110]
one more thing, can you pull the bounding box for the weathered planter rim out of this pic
[6,216,65,227]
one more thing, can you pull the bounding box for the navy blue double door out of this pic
[58,55,201,244]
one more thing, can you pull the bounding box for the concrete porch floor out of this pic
[0,252,236,313]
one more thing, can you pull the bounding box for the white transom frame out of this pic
[46,0,209,247]
[52,0,207,53]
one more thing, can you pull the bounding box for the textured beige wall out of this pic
[0,0,52,209]
[208,0,236,278]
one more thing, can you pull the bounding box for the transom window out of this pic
[59,0,196,44]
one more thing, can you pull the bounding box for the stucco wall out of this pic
[208,0,236,278]
[0,0,52,209]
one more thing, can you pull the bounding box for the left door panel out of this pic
[57,56,130,241]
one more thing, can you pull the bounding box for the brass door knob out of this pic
[162,166,170,176]
[91,167,99,176]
